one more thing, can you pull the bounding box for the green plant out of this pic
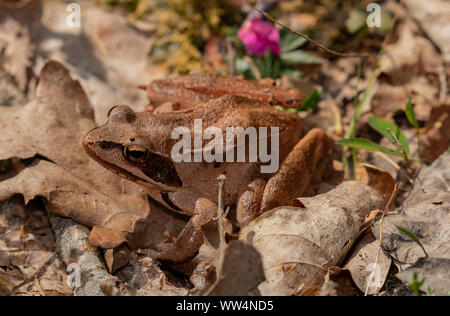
[408,274,439,296]
[235,29,322,81]
[409,272,425,296]
[98,0,242,73]
[395,226,428,258]
[276,89,321,114]
[338,99,421,165]
[405,98,422,162]
[424,286,436,296]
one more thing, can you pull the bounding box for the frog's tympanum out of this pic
[83,76,333,262]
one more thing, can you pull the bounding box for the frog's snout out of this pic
[82,127,106,155]
[82,130,96,154]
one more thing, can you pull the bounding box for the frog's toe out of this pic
[155,226,203,263]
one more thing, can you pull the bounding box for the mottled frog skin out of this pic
[83,92,331,262]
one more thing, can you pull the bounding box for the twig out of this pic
[386,128,410,165]
[89,32,109,57]
[256,8,368,59]
[226,38,237,77]
[216,174,227,268]
[438,61,447,104]
[342,0,407,176]
[244,56,261,80]
[11,254,58,294]
[204,174,228,296]
[373,152,413,183]
[329,100,343,136]
[364,183,399,296]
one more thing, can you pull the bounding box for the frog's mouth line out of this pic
[83,140,149,183]
[83,140,179,192]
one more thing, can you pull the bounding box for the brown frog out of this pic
[141,73,305,111]
[83,90,332,263]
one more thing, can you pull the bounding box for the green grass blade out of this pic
[409,272,425,296]
[338,138,404,157]
[281,50,323,65]
[405,98,419,129]
[297,89,320,112]
[368,117,410,156]
[396,226,428,257]
[280,33,307,53]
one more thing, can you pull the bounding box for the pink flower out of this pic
[238,17,281,57]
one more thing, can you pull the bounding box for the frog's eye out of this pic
[124,145,150,163]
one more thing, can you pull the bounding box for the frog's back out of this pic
[148,95,303,157]
[192,95,303,132]
[194,95,304,159]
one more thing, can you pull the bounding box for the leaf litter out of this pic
[0,0,449,296]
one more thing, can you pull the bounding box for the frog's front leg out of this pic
[237,128,333,226]
[155,198,217,262]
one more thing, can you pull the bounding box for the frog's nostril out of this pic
[99,141,113,149]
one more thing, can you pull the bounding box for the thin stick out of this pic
[244,56,261,80]
[216,175,227,260]
[374,152,413,183]
[256,8,367,59]
[438,62,447,103]
[364,183,399,296]
[226,38,237,77]
[204,175,227,296]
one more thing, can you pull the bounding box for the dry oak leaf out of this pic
[396,257,450,296]
[0,0,158,123]
[420,105,450,164]
[0,60,160,249]
[239,181,385,296]
[406,0,450,63]
[117,256,189,296]
[343,233,391,295]
[379,22,441,85]
[372,151,450,266]
[206,240,265,296]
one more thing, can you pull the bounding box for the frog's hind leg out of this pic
[155,198,217,262]
[259,128,333,213]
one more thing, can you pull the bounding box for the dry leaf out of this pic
[379,22,441,84]
[104,245,131,274]
[239,181,385,296]
[0,60,179,250]
[0,195,73,296]
[316,268,360,296]
[396,257,450,296]
[406,0,450,63]
[206,240,265,296]
[0,0,160,123]
[117,256,189,296]
[372,151,449,266]
[421,105,450,164]
[356,163,396,204]
[0,66,27,106]
[344,233,391,295]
